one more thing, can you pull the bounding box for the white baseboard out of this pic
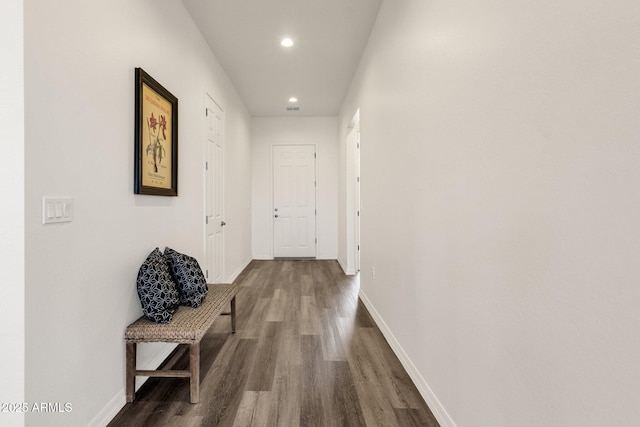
[337,258,347,272]
[358,290,456,427]
[92,343,177,427]
[252,256,340,262]
[337,258,356,275]
[87,389,125,427]
[226,256,252,283]
[137,344,179,388]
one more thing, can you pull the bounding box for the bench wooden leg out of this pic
[231,296,237,333]
[126,342,136,403]
[189,342,200,403]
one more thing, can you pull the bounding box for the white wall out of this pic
[223,105,254,280]
[252,117,338,260]
[0,2,25,427]
[24,1,251,426]
[339,1,640,426]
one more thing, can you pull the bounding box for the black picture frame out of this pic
[134,67,178,196]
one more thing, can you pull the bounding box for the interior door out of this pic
[273,144,316,258]
[205,94,224,282]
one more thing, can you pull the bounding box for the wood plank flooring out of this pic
[109,260,439,427]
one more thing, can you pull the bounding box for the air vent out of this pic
[287,106,300,111]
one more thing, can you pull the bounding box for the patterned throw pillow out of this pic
[164,247,209,308]
[136,248,180,323]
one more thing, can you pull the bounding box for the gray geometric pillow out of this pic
[164,247,208,308]
[136,248,180,323]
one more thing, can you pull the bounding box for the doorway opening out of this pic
[346,109,361,274]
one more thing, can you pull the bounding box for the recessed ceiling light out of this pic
[288,97,298,103]
[281,38,294,47]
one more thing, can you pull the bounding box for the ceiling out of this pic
[181,0,383,117]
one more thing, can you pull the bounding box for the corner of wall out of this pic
[88,344,177,427]
[0,2,25,426]
[337,258,356,275]
[227,255,253,283]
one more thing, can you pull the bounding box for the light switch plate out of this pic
[43,197,73,224]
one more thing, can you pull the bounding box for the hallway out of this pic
[109,260,438,426]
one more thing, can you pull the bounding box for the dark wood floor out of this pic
[109,260,439,427]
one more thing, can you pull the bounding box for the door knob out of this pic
[274,214,279,218]
[221,221,226,226]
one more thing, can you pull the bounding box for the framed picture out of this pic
[134,67,178,196]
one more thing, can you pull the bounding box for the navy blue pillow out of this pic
[164,247,208,308]
[136,248,180,323]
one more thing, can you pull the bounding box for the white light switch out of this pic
[46,202,56,219]
[43,197,73,224]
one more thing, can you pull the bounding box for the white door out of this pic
[205,94,224,282]
[273,145,316,258]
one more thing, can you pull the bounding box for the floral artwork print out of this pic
[146,112,167,173]
[139,81,173,190]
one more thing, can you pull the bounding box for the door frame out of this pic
[354,124,361,273]
[344,108,360,275]
[270,143,318,259]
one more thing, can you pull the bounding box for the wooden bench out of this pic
[124,284,238,403]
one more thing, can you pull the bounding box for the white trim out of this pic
[138,344,180,386]
[314,144,319,258]
[87,390,125,427]
[226,255,252,284]
[338,258,356,275]
[344,109,361,276]
[95,344,177,426]
[358,290,457,427]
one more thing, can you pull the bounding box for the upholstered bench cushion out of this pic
[125,284,237,344]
